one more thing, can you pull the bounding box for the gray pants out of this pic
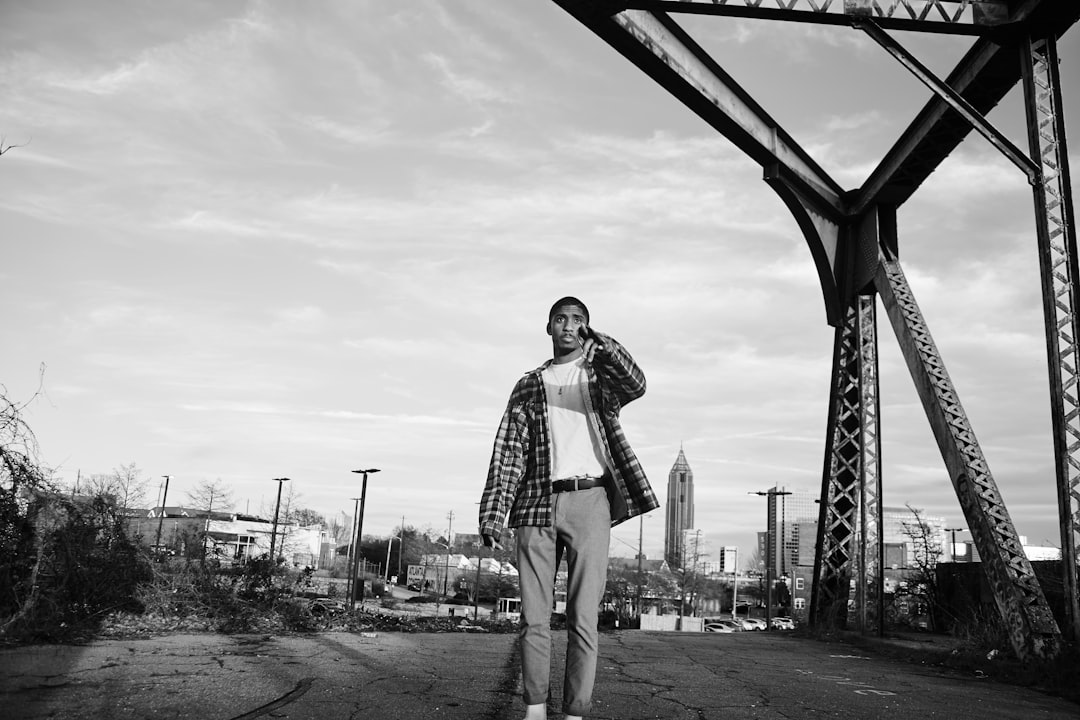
[516,487,611,717]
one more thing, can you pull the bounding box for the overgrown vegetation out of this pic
[0,380,522,643]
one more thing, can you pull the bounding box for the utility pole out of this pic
[269,478,289,560]
[436,511,454,616]
[154,475,171,553]
[442,511,454,603]
[202,487,215,564]
[398,514,405,580]
[349,468,380,606]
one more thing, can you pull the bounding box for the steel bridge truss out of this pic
[553,0,1079,657]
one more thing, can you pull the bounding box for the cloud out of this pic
[302,115,393,147]
[422,52,515,106]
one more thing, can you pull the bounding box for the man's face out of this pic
[548,304,588,354]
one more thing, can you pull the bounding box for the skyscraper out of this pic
[664,447,694,568]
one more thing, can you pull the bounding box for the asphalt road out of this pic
[1,630,1075,719]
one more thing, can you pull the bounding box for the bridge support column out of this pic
[1021,32,1080,643]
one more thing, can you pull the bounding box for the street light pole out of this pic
[398,515,405,580]
[349,468,380,606]
[154,475,171,553]
[473,546,484,621]
[946,527,967,562]
[732,546,739,619]
[636,514,645,620]
[750,488,791,630]
[384,537,399,583]
[269,478,290,561]
[346,496,361,603]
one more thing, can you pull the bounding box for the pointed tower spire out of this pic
[664,447,695,568]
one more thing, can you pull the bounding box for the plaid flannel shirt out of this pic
[478,332,659,543]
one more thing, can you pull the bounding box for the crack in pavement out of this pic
[228,677,315,720]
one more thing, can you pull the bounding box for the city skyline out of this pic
[2,2,1077,562]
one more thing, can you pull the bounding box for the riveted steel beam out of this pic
[764,165,845,324]
[811,299,863,629]
[855,293,884,636]
[619,0,1010,35]
[853,0,1079,214]
[810,289,882,632]
[875,255,1061,660]
[855,18,1040,184]
[1021,32,1080,643]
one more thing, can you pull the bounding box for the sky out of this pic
[2,1,1078,564]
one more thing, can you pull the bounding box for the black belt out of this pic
[551,474,609,493]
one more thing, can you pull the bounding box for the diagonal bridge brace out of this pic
[852,18,1040,184]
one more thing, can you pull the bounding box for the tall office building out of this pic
[664,447,695,568]
[755,485,817,575]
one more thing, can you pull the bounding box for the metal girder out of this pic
[1021,32,1080,643]
[811,300,863,628]
[607,9,845,207]
[810,292,882,632]
[855,18,1040,184]
[875,255,1061,660]
[618,0,1011,35]
[855,294,884,635]
[854,0,1079,214]
[765,167,846,324]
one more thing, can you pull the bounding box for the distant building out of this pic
[950,535,1062,563]
[881,505,947,568]
[664,447,695,568]
[719,546,739,574]
[408,553,518,595]
[138,506,330,567]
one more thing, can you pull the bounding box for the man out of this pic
[479,296,659,720]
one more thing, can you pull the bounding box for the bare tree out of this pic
[326,513,346,545]
[0,370,50,493]
[185,478,234,514]
[675,530,707,619]
[290,508,324,526]
[896,504,945,631]
[111,462,148,512]
[0,135,30,158]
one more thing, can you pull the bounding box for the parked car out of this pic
[770,617,795,630]
[705,620,742,633]
[742,618,767,631]
[307,597,346,614]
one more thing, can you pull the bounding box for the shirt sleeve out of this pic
[590,332,646,407]
[478,384,530,542]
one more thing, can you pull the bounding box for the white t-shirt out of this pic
[542,357,607,480]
